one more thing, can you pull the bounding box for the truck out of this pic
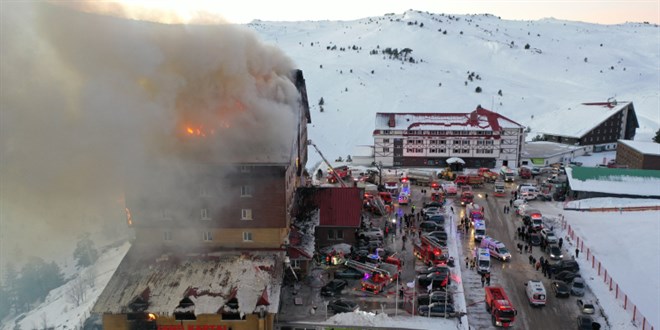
[467,175,485,187]
[478,168,499,183]
[484,286,517,327]
[499,166,515,182]
[441,183,458,196]
[406,169,437,186]
[327,165,351,184]
[346,259,398,295]
[494,180,506,197]
[466,203,484,222]
[414,235,448,266]
[518,166,532,179]
[439,167,456,180]
[454,175,468,186]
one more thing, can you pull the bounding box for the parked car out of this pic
[577,315,594,330]
[546,244,563,260]
[577,299,595,314]
[420,221,442,232]
[417,265,450,276]
[426,214,445,224]
[334,267,364,280]
[418,303,455,317]
[427,231,448,242]
[571,278,586,296]
[328,299,358,313]
[417,271,450,289]
[321,279,348,297]
[417,291,453,305]
[358,228,383,240]
[423,206,442,215]
[551,281,571,298]
[423,202,443,212]
[555,270,581,283]
[540,229,558,244]
[550,260,580,273]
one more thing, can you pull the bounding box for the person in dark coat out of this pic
[528,255,533,264]
[558,237,564,249]
[575,248,580,258]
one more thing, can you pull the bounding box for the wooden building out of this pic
[615,139,660,170]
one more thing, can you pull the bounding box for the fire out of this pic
[125,208,133,226]
[184,125,215,137]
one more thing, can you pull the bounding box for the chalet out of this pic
[615,139,660,170]
[538,100,638,152]
[373,106,525,169]
[314,187,363,248]
[566,166,660,199]
[94,70,310,330]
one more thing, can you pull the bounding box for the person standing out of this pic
[485,272,491,286]
[558,237,564,249]
[480,274,486,287]
[575,248,580,258]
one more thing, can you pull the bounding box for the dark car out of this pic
[427,231,448,242]
[551,281,571,298]
[577,315,594,330]
[418,303,455,317]
[418,265,450,276]
[417,291,453,305]
[357,240,382,253]
[416,271,450,289]
[555,270,581,283]
[529,233,541,246]
[550,260,580,273]
[328,299,358,313]
[321,279,348,297]
[420,221,441,232]
[351,249,370,262]
[334,267,364,280]
[427,214,445,225]
[546,244,563,260]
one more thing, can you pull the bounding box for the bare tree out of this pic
[83,266,97,289]
[67,277,86,307]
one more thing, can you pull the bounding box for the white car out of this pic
[541,229,558,244]
[358,228,383,240]
[513,199,527,209]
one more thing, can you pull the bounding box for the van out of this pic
[480,236,512,261]
[525,280,547,306]
[476,248,491,274]
[473,220,486,241]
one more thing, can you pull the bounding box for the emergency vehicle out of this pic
[494,180,506,197]
[414,234,448,266]
[475,248,491,274]
[345,260,399,294]
[466,203,484,222]
[460,190,474,206]
[484,286,517,327]
[474,220,486,241]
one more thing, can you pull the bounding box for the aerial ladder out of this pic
[308,140,347,188]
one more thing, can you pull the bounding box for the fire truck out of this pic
[484,286,517,327]
[499,166,515,182]
[345,260,399,294]
[327,165,351,183]
[494,180,506,197]
[414,235,448,266]
[518,167,532,179]
[466,203,484,222]
[478,168,499,183]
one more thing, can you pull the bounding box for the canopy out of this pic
[446,157,466,164]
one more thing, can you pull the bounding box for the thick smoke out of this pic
[0,2,299,264]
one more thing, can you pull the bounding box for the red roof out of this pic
[286,246,312,259]
[315,187,362,227]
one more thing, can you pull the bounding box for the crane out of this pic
[308,140,347,188]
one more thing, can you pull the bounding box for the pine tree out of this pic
[653,128,660,143]
[73,233,98,268]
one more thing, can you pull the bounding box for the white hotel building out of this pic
[373,106,525,169]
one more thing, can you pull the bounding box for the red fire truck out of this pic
[345,260,399,295]
[518,167,532,179]
[484,286,517,327]
[414,235,448,266]
[327,165,351,183]
[478,168,499,183]
[460,190,474,206]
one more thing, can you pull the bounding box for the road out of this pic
[457,180,601,329]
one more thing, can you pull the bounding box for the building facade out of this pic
[615,139,660,170]
[95,70,311,330]
[540,101,638,152]
[373,106,525,169]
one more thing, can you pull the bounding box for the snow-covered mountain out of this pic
[248,11,659,169]
[2,9,659,330]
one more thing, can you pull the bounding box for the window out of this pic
[336,230,344,239]
[462,140,470,145]
[453,148,460,153]
[383,147,390,152]
[241,209,253,220]
[383,138,390,143]
[163,231,172,241]
[203,231,213,241]
[291,259,301,269]
[461,149,469,153]
[240,185,253,197]
[243,232,253,242]
[201,208,210,220]
[162,209,172,220]
[328,230,336,240]
[240,165,251,173]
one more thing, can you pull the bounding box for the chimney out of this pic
[388,114,396,128]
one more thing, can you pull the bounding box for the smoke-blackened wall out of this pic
[0,2,300,264]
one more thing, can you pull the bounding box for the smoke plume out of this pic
[0,2,299,264]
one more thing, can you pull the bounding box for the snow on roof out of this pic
[566,167,660,197]
[374,107,523,132]
[290,209,320,259]
[618,139,660,156]
[522,141,587,158]
[93,247,283,316]
[538,101,632,138]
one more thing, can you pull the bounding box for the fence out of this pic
[559,216,655,330]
